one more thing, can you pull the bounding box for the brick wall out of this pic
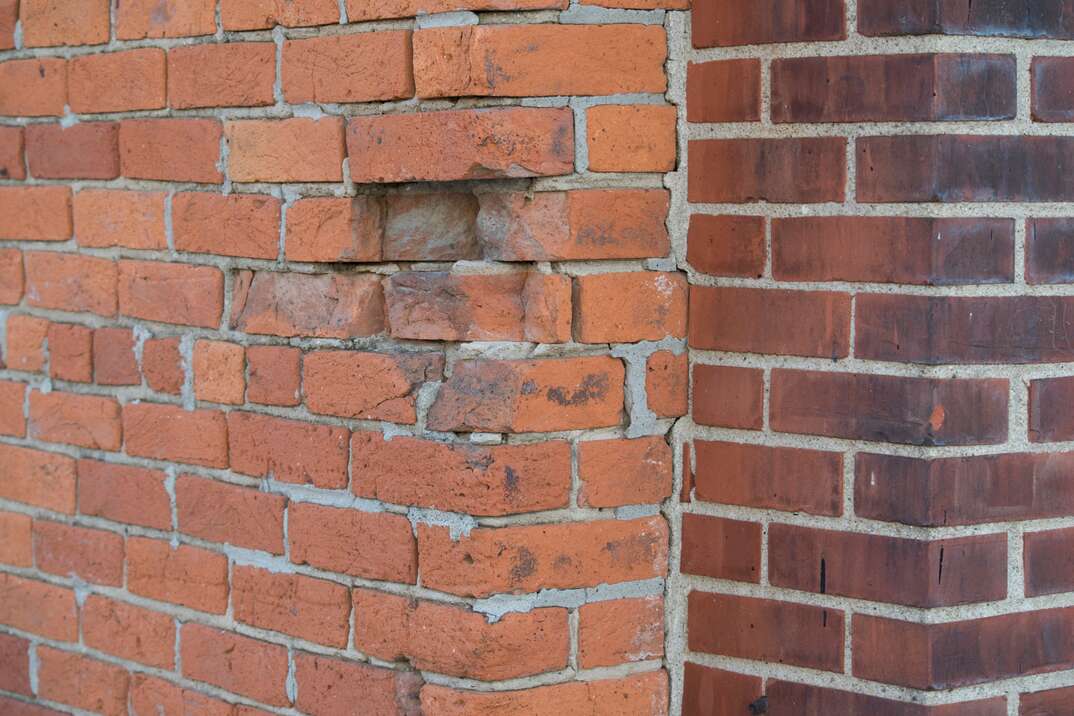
[0,0,686,714]
[678,0,1074,714]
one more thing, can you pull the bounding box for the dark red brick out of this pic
[859,0,1074,39]
[1025,527,1074,596]
[689,138,846,204]
[765,680,1006,715]
[692,364,762,430]
[693,0,845,47]
[1027,218,1074,283]
[680,513,760,583]
[686,60,760,122]
[687,215,765,277]
[1031,377,1074,442]
[682,662,761,716]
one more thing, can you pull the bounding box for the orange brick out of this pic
[37,647,129,716]
[0,573,77,640]
[193,340,245,405]
[0,379,26,437]
[20,0,109,47]
[24,252,116,316]
[119,119,223,184]
[0,444,76,513]
[414,24,666,97]
[579,436,673,508]
[33,520,124,586]
[295,652,421,716]
[352,432,571,515]
[587,104,678,172]
[93,327,140,386]
[303,350,442,423]
[226,118,345,182]
[118,260,224,328]
[347,108,573,183]
[69,49,167,113]
[0,186,72,241]
[0,126,24,180]
[142,337,183,394]
[181,624,290,705]
[74,190,167,250]
[427,356,625,433]
[117,0,216,39]
[47,322,93,383]
[230,270,384,338]
[647,350,688,417]
[229,411,349,489]
[354,588,569,680]
[129,675,244,716]
[123,403,229,467]
[82,595,175,669]
[29,390,122,450]
[26,122,119,180]
[289,502,416,582]
[174,192,281,259]
[5,315,48,372]
[0,249,21,304]
[246,345,301,406]
[579,597,664,668]
[0,633,30,696]
[418,516,668,597]
[0,58,66,117]
[284,196,384,262]
[347,0,566,20]
[283,32,414,103]
[233,566,351,647]
[0,511,32,567]
[176,475,286,554]
[127,537,229,613]
[575,271,687,343]
[222,0,339,29]
[78,459,171,530]
[169,43,277,109]
[0,0,14,50]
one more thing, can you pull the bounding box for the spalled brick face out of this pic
[681,0,1074,714]
[0,2,678,714]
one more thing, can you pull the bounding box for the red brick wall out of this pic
[0,0,684,713]
[679,0,1074,713]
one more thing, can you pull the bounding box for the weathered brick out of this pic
[227,118,345,182]
[693,0,845,47]
[695,441,843,516]
[0,250,21,306]
[74,190,167,250]
[181,623,290,706]
[37,648,128,716]
[20,0,109,46]
[118,260,224,328]
[347,0,565,20]
[0,0,14,50]
[771,370,1009,446]
[418,516,667,597]
[587,104,677,173]
[347,108,573,183]
[687,60,761,122]
[294,652,422,716]
[118,0,216,39]
[0,512,32,567]
[773,54,1015,122]
[575,271,686,343]
[858,0,1074,38]
[0,58,66,117]
[0,379,25,436]
[141,337,183,394]
[0,697,65,716]
[123,403,229,467]
[0,126,24,180]
[0,573,77,640]
[34,520,124,586]
[289,502,416,582]
[24,252,116,316]
[177,475,285,553]
[0,633,30,695]
[0,444,76,513]
[26,122,119,180]
[354,587,569,680]
[773,216,1014,284]
[129,675,244,716]
[93,327,140,386]
[689,138,846,203]
[69,49,167,113]
[688,215,765,277]
[193,339,245,404]
[0,186,72,241]
[578,436,673,507]
[127,537,229,613]
[1031,377,1074,442]
[283,32,414,103]
[578,597,664,668]
[82,595,175,669]
[222,0,340,29]
[429,356,624,432]
[284,196,385,262]
[683,663,761,716]
[414,24,665,97]
[119,119,223,184]
[386,271,571,342]
[303,350,443,422]
[78,459,171,530]
[169,43,276,109]
[680,513,761,582]
[689,592,844,672]
[47,322,92,383]
[246,345,301,406]
[29,390,121,450]
[6,315,48,372]
[229,411,349,489]
[233,566,350,646]
[352,432,570,515]
[173,192,280,260]
[646,351,687,418]
[692,364,763,430]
